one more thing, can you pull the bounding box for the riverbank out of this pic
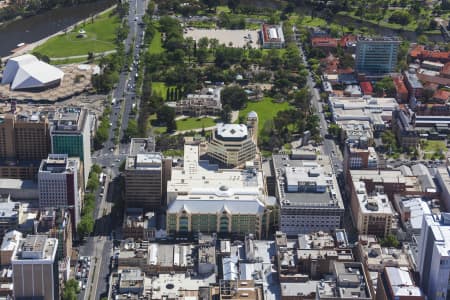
[1,4,116,62]
[0,0,114,57]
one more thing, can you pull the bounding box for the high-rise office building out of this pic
[418,213,450,300]
[207,123,257,167]
[355,37,401,74]
[50,107,92,184]
[0,113,51,180]
[38,154,81,230]
[124,138,171,211]
[11,235,59,300]
[166,145,273,239]
[0,112,50,161]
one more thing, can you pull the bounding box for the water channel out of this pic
[0,0,113,57]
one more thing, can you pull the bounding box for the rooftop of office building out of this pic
[353,181,395,215]
[50,107,87,132]
[39,154,78,173]
[383,267,423,297]
[214,123,249,141]
[129,137,156,156]
[318,262,372,299]
[126,153,163,171]
[272,154,344,209]
[12,235,58,262]
[168,145,266,203]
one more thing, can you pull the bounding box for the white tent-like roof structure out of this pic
[1,54,64,91]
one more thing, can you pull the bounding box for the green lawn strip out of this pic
[422,140,446,154]
[148,29,164,54]
[152,82,168,99]
[337,10,418,32]
[238,97,293,136]
[34,11,120,57]
[176,117,217,131]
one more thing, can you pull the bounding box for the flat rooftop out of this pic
[129,137,155,156]
[272,154,344,209]
[12,235,57,261]
[145,273,216,299]
[168,145,266,203]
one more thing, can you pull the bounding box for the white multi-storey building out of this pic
[418,213,450,300]
[271,153,344,236]
[38,154,80,228]
[11,235,59,300]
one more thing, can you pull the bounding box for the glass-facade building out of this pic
[355,37,400,74]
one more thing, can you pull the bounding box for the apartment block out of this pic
[124,138,171,211]
[355,36,400,74]
[37,209,72,260]
[350,179,395,237]
[50,107,92,184]
[11,235,59,300]
[0,113,50,161]
[271,153,344,236]
[38,154,81,230]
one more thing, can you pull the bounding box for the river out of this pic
[0,0,114,57]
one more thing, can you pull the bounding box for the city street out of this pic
[292,26,343,173]
[77,0,148,298]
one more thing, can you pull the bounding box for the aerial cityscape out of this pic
[2,0,450,299]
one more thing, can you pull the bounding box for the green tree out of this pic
[389,10,411,25]
[221,85,248,110]
[124,119,139,139]
[227,0,240,12]
[157,106,177,132]
[62,279,79,300]
[77,217,94,238]
[220,105,232,123]
[380,234,400,248]
[92,164,102,174]
[374,77,396,97]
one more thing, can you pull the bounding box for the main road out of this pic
[292,26,343,173]
[78,0,148,298]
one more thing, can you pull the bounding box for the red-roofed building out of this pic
[261,24,285,49]
[339,34,357,48]
[311,37,338,49]
[360,81,373,96]
[441,62,450,79]
[392,76,408,103]
[321,53,339,74]
[432,89,450,104]
[409,45,450,63]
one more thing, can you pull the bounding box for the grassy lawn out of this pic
[238,97,293,136]
[422,140,447,159]
[216,6,231,14]
[337,10,418,32]
[296,15,327,27]
[149,114,166,134]
[149,30,164,54]
[34,11,119,58]
[152,82,168,99]
[176,117,217,131]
